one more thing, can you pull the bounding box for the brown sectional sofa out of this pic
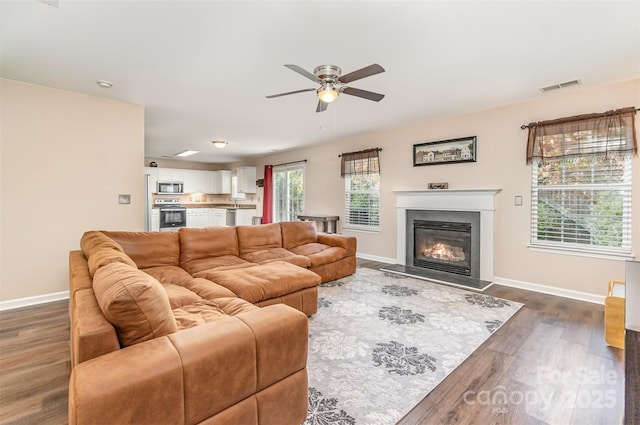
[68,221,356,425]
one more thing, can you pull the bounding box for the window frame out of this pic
[529,155,633,260]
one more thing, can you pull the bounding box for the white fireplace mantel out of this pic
[394,188,501,281]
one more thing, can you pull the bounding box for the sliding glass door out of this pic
[273,163,305,222]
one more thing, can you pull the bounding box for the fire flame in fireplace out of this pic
[421,243,466,263]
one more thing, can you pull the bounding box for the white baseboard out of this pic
[356,252,396,264]
[0,291,70,312]
[494,276,605,305]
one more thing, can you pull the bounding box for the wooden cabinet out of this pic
[213,170,232,194]
[236,166,256,193]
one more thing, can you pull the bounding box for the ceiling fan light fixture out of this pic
[317,85,339,103]
[212,140,228,149]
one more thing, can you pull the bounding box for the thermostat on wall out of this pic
[118,194,131,204]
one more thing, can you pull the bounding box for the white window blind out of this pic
[344,169,380,231]
[531,155,632,255]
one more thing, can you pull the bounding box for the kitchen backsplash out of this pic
[153,193,256,206]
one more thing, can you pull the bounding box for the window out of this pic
[273,162,304,222]
[527,107,636,257]
[341,148,381,231]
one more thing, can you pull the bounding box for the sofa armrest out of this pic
[318,233,357,256]
[69,337,185,425]
[236,304,308,390]
[70,316,260,425]
[71,288,120,367]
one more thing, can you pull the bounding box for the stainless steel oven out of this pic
[155,199,187,231]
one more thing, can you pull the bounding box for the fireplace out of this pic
[406,209,481,279]
[413,220,472,276]
[388,188,500,287]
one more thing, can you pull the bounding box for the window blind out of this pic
[531,156,632,254]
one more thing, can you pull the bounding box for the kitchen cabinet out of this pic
[235,208,257,226]
[213,170,231,194]
[184,170,215,194]
[151,209,160,232]
[236,166,256,193]
[157,168,185,183]
[187,208,211,228]
[212,208,227,226]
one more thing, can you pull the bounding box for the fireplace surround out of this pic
[388,189,500,287]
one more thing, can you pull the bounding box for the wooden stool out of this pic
[605,280,625,349]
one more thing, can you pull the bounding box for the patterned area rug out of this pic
[304,267,522,425]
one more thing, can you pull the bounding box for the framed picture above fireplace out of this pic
[413,136,477,166]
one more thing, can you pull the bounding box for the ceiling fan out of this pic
[266,64,385,112]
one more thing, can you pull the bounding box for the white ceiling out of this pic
[2,1,639,164]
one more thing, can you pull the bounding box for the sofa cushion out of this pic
[183,277,238,300]
[93,262,177,347]
[179,227,240,265]
[163,284,203,309]
[237,223,282,254]
[239,248,311,268]
[141,265,194,286]
[280,221,318,249]
[104,231,181,268]
[87,248,137,278]
[194,261,320,304]
[290,245,347,268]
[181,255,255,275]
[81,231,125,258]
[172,298,258,330]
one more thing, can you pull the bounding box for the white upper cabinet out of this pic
[157,168,185,182]
[213,170,232,194]
[184,169,215,194]
[236,166,256,193]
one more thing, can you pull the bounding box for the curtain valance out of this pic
[525,107,637,163]
[340,148,381,177]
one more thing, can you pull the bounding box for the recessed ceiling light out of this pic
[212,141,228,149]
[96,80,113,89]
[176,150,199,157]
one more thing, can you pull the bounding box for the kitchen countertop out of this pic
[181,204,257,209]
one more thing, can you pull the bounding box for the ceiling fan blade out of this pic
[342,87,385,102]
[266,88,316,99]
[338,64,385,84]
[316,100,328,113]
[284,64,321,83]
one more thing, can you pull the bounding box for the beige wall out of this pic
[254,79,640,297]
[1,79,144,302]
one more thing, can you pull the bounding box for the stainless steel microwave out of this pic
[157,181,184,194]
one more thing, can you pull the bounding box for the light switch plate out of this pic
[514,195,523,206]
[118,194,131,204]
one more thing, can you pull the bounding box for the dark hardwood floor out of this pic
[0,260,624,425]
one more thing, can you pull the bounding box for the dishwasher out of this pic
[225,209,236,226]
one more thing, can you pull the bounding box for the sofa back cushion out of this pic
[81,231,125,258]
[281,221,318,249]
[179,227,239,265]
[93,262,177,347]
[237,223,282,254]
[104,231,180,269]
[87,248,137,277]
